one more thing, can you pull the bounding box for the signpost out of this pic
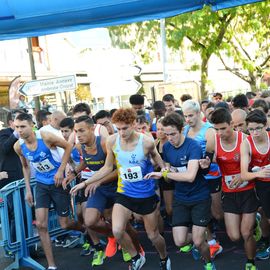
[19,75,76,97]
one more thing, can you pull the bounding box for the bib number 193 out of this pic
[120,166,143,182]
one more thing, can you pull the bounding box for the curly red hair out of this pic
[112,108,137,124]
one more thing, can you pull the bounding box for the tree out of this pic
[109,7,236,98]
[75,84,92,102]
[218,1,270,91]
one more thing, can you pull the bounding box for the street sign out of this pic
[91,79,142,98]
[19,75,76,97]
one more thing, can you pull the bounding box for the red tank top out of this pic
[216,131,254,193]
[247,131,270,182]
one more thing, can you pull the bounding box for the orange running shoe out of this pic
[105,237,117,257]
[209,243,223,259]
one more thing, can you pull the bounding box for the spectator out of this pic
[212,92,223,104]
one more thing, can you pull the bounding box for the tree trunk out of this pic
[200,57,209,99]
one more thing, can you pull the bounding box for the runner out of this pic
[13,113,84,270]
[182,100,223,259]
[240,109,270,261]
[205,108,259,270]
[146,112,216,270]
[71,108,171,270]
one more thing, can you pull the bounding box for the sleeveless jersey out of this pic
[215,131,254,193]
[76,124,102,179]
[247,131,270,182]
[113,133,155,198]
[19,131,61,185]
[184,122,221,180]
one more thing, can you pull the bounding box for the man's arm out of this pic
[14,141,33,206]
[240,139,270,181]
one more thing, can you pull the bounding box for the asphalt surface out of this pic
[1,227,269,270]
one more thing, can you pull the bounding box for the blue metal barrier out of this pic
[0,179,68,270]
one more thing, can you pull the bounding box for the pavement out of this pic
[1,226,269,270]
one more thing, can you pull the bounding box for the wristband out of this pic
[162,170,168,180]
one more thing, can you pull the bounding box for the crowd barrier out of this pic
[0,179,67,270]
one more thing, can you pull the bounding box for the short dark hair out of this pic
[110,109,117,118]
[95,110,110,121]
[211,108,232,125]
[15,112,33,124]
[162,112,184,132]
[75,115,94,126]
[246,109,267,126]
[214,101,230,110]
[72,103,91,116]
[213,92,223,98]
[153,101,165,111]
[136,115,149,125]
[36,110,51,129]
[246,91,256,100]
[206,102,215,110]
[232,94,248,109]
[180,94,192,103]
[129,94,144,105]
[252,99,269,114]
[59,117,74,129]
[7,109,25,123]
[261,90,270,98]
[162,94,174,102]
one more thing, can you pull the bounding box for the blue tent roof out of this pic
[0,0,263,40]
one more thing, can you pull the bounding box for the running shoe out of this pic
[92,250,105,266]
[80,242,93,256]
[47,267,57,270]
[159,257,171,270]
[204,262,216,270]
[245,263,257,270]
[105,237,118,257]
[256,240,270,260]
[192,245,201,260]
[122,249,132,262]
[179,244,192,253]
[254,213,262,242]
[209,243,223,258]
[129,255,146,270]
[62,235,80,248]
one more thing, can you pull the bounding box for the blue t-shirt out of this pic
[163,137,210,202]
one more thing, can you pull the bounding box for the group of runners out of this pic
[9,92,270,270]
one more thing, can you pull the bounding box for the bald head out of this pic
[231,109,247,133]
[51,111,67,129]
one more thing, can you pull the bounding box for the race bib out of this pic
[81,170,96,180]
[224,174,248,189]
[32,159,55,173]
[120,166,143,182]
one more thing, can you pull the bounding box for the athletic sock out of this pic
[132,254,140,261]
[93,243,104,251]
[247,259,255,265]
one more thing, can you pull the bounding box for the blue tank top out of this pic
[113,133,155,198]
[19,131,61,185]
[81,136,106,172]
[81,136,116,187]
[184,122,221,180]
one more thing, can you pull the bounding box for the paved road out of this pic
[1,228,269,270]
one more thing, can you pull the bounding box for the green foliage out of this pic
[108,1,270,95]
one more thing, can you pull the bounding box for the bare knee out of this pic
[84,217,97,229]
[113,227,124,241]
[228,231,241,242]
[241,228,253,241]
[36,221,48,232]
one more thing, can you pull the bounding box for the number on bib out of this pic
[120,166,143,182]
[32,159,55,173]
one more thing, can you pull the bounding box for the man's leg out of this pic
[172,226,189,247]
[35,208,56,268]
[192,225,210,261]
[112,203,137,256]
[241,213,256,261]
[142,208,167,259]
[224,213,241,242]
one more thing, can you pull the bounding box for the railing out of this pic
[0,179,67,270]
